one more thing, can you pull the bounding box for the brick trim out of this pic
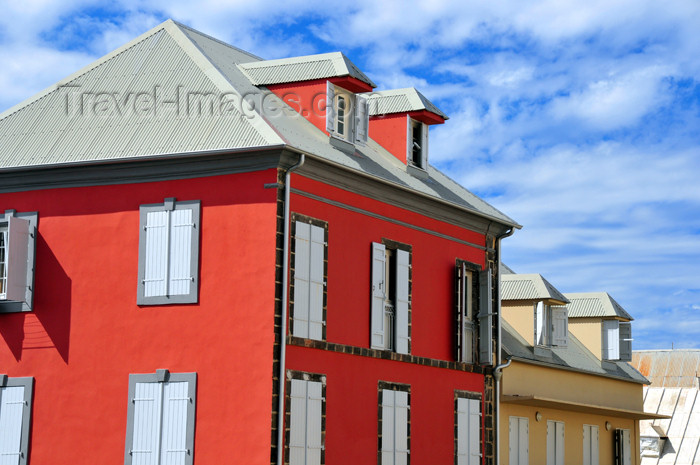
[284,370,327,465]
[377,381,411,465]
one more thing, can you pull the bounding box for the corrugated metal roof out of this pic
[631,350,700,388]
[501,274,569,303]
[238,52,376,87]
[366,88,448,120]
[564,292,634,320]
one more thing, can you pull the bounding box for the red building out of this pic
[0,20,518,465]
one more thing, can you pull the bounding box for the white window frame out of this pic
[325,81,368,145]
[456,262,477,363]
[0,210,37,313]
[288,373,325,465]
[583,424,599,465]
[124,370,197,465]
[406,117,428,169]
[602,320,633,361]
[546,420,565,465]
[455,393,481,465]
[509,416,529,465]
[137,198,200,305]
[291,218,326,341]
[0,376,34,465]
[379,386,410,465]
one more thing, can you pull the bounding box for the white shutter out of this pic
[293,222,311,338]
[458,265,475,363]
[583,425,591,465]
[556,422,565,465]
[619,322,632,362]
[478,269,493,365]
[547,421,555,465]
[160,382,189,465]
[144,211,169,298]
[0,385,25,465]
[354,95,369,145]
[306,381,323,465]
[420,123,429,167]
[371,243,386,349]
[308,225,325,341]
[457,398,468,465]
[591,426,599,465]
[406,116,411,164]
[468,399,481,465]
[603,320,620,360]
[168,208,193,297]
[394,391,409,465]
[551,307,568,347]
[535,302,546,345]
[381,390,395,465]
[395,249,410,354]
[325,81,335,133]
[131,382,163,465]
[509,417,528,465]
[5,216,29,303]
[289,380,306,465]
[622,429,631,465]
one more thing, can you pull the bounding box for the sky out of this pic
[0,1,698,349]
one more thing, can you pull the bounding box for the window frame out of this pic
[0,210,37,313]
[455,260,482,364]
[378,381,411,465]
[124,370,197,465]
[285,371,326,465]
[325,81,368,145]
[0,375,34,465]
[454,390,482,465]
[137,198,200,305]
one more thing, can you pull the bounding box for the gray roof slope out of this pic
[366,88,448,120]
[565,292,633,320]
[0,20,518,228]
[502,319,648,384]
[501,273,569,303]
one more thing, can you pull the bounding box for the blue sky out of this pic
[1,1,698,349]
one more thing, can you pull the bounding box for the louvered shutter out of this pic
[551,307,568,347]
[5,216,29,303]
[308,225,325,341]
[161,382,189,464]
[420,123,429,167]
[169,208,193,296]
[293,222,311,338]
[131,382,163,465]
[603,320,620,360]
[381,390,395,465]
[395,249,410,354]
[619,322,632,362]
[371,243,386,349]
[144,211,169,298]
[355,95,369,145]
[325,81,335,133]
[0,386,25,465]
[289,379,307,465]
[478,269,493,365]
[394,391,409,465]
[306,381,323,465]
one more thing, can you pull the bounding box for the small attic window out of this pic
[326,81,368,145]
[407,118,428,169]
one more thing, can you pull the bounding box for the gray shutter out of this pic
[293,222,311,338]
[395,249,410,354]
[371,243,386,349]
[420,123,429,167]
[5,216,29,303]
[509,417,528,465]
[478,269,493,365]
[144,211,169,298]
[308,225,325,341]
[394,390,409,465]
[622,430,631,465]
[456,264,463,361]
[583,425,591,465]
[456,398,468,465]
[354,95,369,145]
[289,379,308,465]
[547,421,555,465]
[131,382,163,465]
[0,385,25,465]
[325,81,335,133]
[556,422,565,465]
[406,116,411,163]
[468,399,481,465]
[306,381,323,465]
[168,208,193,296]
[619,322,632,362]
[508,418,518,465]
[160,382,189,463]
[602,320,620,360]
[381,390,395,464]
[591,426,599,465]
[551,307,568,347]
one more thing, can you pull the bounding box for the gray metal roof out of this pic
[631,350,700,388]
[565,292,634,320]
[501,273,569,304]
[366,88,448,120]
[238,52,376,88]
[502,319,649,384]
[0,20,518,228]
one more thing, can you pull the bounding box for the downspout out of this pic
[277,154,305,465]
[493,227,515,465]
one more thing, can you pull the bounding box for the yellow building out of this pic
[498,273,666,465]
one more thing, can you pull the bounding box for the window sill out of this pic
[0,300,29,313]
[407,163,428,179]
[329,134,355,154]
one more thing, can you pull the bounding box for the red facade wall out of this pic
[0,170,279,465]
[369,114,409,164]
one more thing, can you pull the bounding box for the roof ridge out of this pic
[169,20,264,61]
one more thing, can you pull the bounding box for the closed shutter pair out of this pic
[371,243,410,353]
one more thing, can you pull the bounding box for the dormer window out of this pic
[535,301,568,348]
[407,118,428,169]
[602,320,632,361]
[326,81,368,145]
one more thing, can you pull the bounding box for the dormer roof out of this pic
[366,88,448,121]
[564,292,634,321]
[501,273,569,305]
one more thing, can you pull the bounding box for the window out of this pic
[288,373,325,465]
[0,376,34,465]
[0,210,37,313]
[407,118,428,169]
[546,420,565,465]
[137,198,200,305]
[124,370,197,465]
[325,81,368,145]
[378,384,409,465]
[508,416,528,465]
[614,429,631,465]
[534,302,568,348]
[583,425,599,465]
[455,392,481,465]
[456,262,493,364]
[371,241,410,354]
[602,320,633,361]
[291,217,327,340]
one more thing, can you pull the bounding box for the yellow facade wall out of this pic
[569,318,603,359]
[503,301,535,346]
